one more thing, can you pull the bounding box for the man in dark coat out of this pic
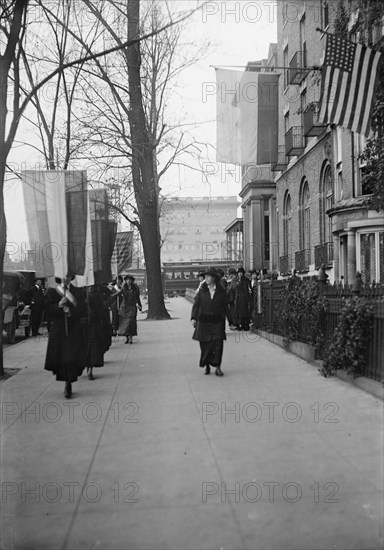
[30,278,45,336]
[233,267,251,331]
[44,276,88,398]
[191,267,228,376]
[226,267,237,329]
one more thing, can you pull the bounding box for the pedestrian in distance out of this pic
[191,267,228,376]
[226,267,237,330]
[113,275,142,344]
[233,267,251,331]
[194,269,206,296]
[44,276,88,399]
[30,278,45,336]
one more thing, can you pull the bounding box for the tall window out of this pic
[321,165,333,243]
[300,180,311,255]
[322,0,329,29]
[358,231,384,284]
[284,46,289,88]
[283,193,292,256]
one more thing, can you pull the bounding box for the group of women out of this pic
[44,274,142,398]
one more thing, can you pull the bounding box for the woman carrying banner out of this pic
[190,267,228,376]
[114,275,142,344]
[44,276,88,398]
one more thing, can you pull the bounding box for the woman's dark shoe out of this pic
[125,337,129,344]
[64,382,72,398]
[88,372,95,380]
[204,365,211,375]
[215,367,224,377]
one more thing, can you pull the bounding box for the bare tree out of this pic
[0,0,207,372]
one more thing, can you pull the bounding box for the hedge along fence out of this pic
[253,278,384,382]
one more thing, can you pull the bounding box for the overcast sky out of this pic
[4,1,277,249]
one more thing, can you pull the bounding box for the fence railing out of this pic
[253,279,384,382]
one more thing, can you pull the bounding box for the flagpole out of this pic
[210,64,321,71]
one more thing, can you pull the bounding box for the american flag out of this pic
[318,33,382,136]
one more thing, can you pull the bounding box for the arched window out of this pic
[299,180,311,264]
[321,165,333,244]
[283,192,292,271]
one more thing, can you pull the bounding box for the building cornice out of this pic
[239,180,275,198]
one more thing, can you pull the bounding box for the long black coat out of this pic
[44,285,88,382]
[234,276,251,323]
[191,282,228,342]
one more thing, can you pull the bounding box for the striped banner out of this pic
[318,34,382,136]
[22,171,89,285]
[111,231,133,277]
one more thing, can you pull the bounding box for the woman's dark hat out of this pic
[228,268,236,275]
[237,267,245,274]
[197,270,205,278]
[205,267,221,280]
[125,274,135,281]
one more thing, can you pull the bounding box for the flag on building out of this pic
[318,33,382,136]
[89,189,117,284]
[215,68,279,166]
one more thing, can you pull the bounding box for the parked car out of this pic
[2,271,32,343]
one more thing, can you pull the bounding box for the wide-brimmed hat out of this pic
[205,267,221,280]
[228,267,236,275]
[197,270,205,278]
[236,267,245,274]
[124,274,135,281]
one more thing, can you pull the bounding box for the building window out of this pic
[283,192,292,256]
[299,180,311,254]
[283,46,289,88]
[321,164,333,243]
[322,1,329,29]
[284,112,290,134]
[358,230,384,284]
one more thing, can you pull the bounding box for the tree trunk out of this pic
[127,0,170,320]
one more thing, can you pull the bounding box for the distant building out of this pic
[159,196,239,263]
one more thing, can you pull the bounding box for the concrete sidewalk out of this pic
[1,297,383,550]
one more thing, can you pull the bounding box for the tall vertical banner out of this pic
[216,69,279,166]
[22,170,90,285]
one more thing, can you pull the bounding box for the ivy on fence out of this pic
[320,297,374,378]
[278,278,327,350]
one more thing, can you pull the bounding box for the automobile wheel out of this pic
[6,314,16,344]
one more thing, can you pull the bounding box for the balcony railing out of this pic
[303,103,327,137]
[285,126,305,156]
[295,249,311,272]
[279,254,291,275]
[314,242,334,269]
[288,50,307,85]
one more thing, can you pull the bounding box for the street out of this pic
[1,297,383,550]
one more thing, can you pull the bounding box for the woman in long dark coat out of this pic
[44,277,88,398]
[191,267,228,376]
[85,285,105,381]
[114,275,142,344]
[233,267,251,331]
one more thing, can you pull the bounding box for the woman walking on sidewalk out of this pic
[113,275,142,344]
[43,276,88,398]
[190,267,228,376]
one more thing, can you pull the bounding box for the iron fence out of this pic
[254,279,384,382]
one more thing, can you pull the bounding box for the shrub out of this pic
[320,297,374,378]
